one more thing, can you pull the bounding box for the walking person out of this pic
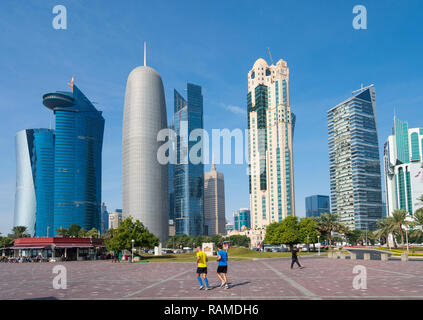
[196,246,210,290]
[216,245,229,289]
[291,247,304,269]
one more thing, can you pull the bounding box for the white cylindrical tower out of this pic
[122,65,169,243]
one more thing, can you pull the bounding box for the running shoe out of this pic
[199,286,204,290]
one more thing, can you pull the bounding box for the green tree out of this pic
[56,227,69,237]
[10,226,29,239]
[86,228,100,238]
[105,217,159,252]
[0,236,13,248]
[264,216,300,248]
[67,224,82,237]
[298,217,318,249]
[391,209,412,246]
[227,235,250,247]
[315,213,344,247]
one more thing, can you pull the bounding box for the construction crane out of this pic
[267,47,274,65]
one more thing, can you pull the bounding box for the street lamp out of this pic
[47,226,50,237]
[131,239,135,263]
[317,235,320,256]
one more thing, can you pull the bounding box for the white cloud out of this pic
[225,105,246,115]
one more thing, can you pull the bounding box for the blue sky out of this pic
[1,0,423,235]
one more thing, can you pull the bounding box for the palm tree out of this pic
[316,213,344,247]
[375,217,395,248]
[391,209,412,246]
[56,227,69,237]
[11,226,29,239]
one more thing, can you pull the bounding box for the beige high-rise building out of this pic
[247,57,296,229]
[203,162,226,235]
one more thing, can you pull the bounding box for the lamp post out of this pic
[317,235,320,256]
[47,226,50,237]
[405,228,409,254]
[131,239,135,263]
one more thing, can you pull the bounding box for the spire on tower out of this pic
[211,153,216,171]
[144,42,147,66]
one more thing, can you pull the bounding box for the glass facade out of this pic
[384,118,423,216]
[43,84,104,234]
[328,86,383,231]
[171,83,204,236]
[305,195,330,218]
[14,129,54,237]
[233,209,251,231]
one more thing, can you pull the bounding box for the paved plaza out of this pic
[1,257,423,300]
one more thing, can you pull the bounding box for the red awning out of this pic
[53,244,93,248]
[9,246,49,249]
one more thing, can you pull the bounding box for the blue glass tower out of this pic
[14,129,54,237]
[328,85,382,230]
[43,83,104,234]
[233,209,251,231]
[172,83,204,236]
[305,195,330,218]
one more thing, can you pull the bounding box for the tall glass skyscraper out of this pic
[328,85,382,231]
[14,129,54,236]
[305,195,330,218]
[43,83,104,234]
[247,58,296,229]
[172,83,204,236]
[384,117,423,217]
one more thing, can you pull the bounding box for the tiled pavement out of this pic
[1,257,422,300]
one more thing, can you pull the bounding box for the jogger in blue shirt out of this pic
[216,245,229,289]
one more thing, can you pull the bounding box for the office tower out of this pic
[203,161,225,235]
[108,210,123,229]
[247,58,296,229]
[233,208,251,231]
[100,202,108,235]
[328,85,382,231]
[172,83,204,236]
[122,49,169,243]
[225,223,234,235]
[305,195,330,218]
[14,129,54,237]
[384,117,423,216]
[43,81,104,234]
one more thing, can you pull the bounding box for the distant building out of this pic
[233,208,251,231]
[227,228,266,249]
[225,223,233,235]
[328,85,382,231]
[305,195,330,218]
[14,129,54,237]
[204,161,226,235]
[108,210,123,229]
[100,203,108,235]
[384,117,423,216]
[169,220,175,237]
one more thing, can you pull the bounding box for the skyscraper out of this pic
[247,58,296,229]
[14,129,54,236]
[328,85,382,231]
[233,208,251,231]
[203,162,225,235]
[43,82,104,234]
[122,50,169,243]
[172,83,204,236]
[305,195,330,218]
[384,117,423,217]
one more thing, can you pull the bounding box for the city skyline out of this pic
[1,1,423,235]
